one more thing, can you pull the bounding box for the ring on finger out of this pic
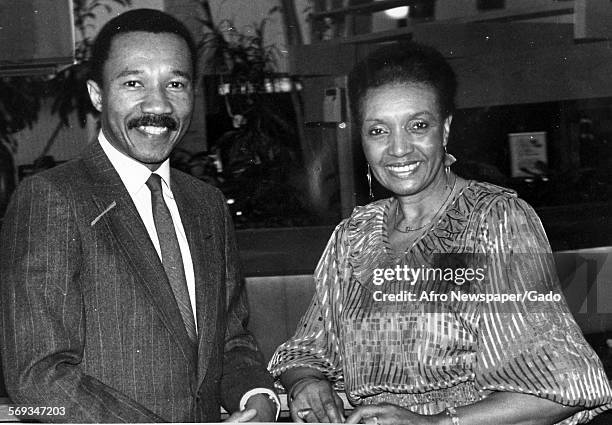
[297,408,312,420]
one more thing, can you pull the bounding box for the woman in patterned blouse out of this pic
[268,43,612,425]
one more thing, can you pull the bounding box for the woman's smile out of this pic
[385,160,422,177]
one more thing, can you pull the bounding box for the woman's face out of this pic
[361,82,451,198]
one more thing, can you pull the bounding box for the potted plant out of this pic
[191,0,318,228]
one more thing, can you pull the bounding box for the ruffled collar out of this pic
[345,181,514,286]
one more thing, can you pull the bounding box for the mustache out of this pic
[127,115,178,131]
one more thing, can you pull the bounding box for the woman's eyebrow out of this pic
[171,69,192,81]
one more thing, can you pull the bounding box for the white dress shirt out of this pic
[98,133,279,417]
[99,133,197,329]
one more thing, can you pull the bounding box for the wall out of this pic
[371,0,573,34]
[11,101,94,167]
[435,0,572,20]
[79,0,165,41]
[291,0,313,44]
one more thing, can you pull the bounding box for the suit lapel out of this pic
[81,142,197,368]
[171,173,218,384]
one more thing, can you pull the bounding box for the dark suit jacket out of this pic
[0,142,274,422]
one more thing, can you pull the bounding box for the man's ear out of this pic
[86,80,103,113]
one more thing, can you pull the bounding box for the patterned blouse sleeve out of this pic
[473,195,612,424]
[268,221,348,383]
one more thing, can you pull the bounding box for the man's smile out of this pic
[135,125,170,136]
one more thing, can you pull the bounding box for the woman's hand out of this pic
[290,377,345,423]
[224,408,258,422]
[345,403,438,425]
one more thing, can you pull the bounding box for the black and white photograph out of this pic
[1,0,611,423]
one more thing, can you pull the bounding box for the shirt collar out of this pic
[98,131,173,197]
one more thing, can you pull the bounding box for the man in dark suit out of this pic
[0,9,278,423]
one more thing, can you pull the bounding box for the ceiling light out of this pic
[384,6,409,19]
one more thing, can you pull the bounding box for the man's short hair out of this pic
[89,8,197,85]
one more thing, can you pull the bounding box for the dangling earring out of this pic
[367,164,374,199]
[444,146,457,179]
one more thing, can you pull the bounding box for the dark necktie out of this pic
[146,173,197,343]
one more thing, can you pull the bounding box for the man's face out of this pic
[87,31,194,170]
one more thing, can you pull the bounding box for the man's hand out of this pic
[345,403,437,425]
[245,393,277,422]
[290,377,345,423]
[224,393,277,422]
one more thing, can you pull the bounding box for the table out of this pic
[0,393,352,422]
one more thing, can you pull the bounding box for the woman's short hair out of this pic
[89,8,197,86]
[348,42,457,123]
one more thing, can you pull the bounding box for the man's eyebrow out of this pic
[113,69,142,80]
[111,69,192,81]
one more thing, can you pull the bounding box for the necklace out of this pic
[393,176,457,233]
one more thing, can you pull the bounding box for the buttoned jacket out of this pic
[0,141,274,422]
